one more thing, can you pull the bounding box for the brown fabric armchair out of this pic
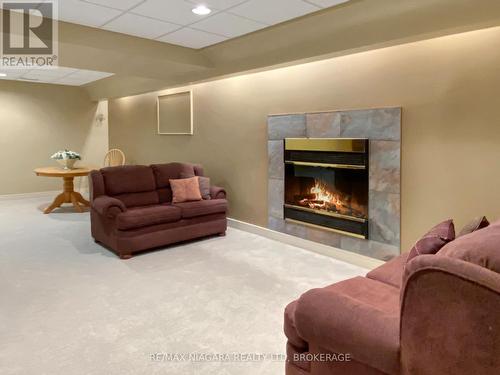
[89,162,227,259]
[284,222,500,375]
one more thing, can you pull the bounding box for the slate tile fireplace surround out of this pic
[267,108,401,261]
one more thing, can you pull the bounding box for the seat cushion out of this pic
[295,277,400,375]
[173,199,227,219]
[116,205,181,230]
[366,252,409,289]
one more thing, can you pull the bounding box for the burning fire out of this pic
[292,179,366,219]
[300,180,342,210]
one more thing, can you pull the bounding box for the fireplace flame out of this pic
[298,180,342,210]
[310,181,336,205]
[294,179,366,219]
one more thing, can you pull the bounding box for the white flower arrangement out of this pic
[51,149,81,160]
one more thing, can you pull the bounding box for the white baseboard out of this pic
[227,218,384,270]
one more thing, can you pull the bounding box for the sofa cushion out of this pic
[115,213,226,236]
[407,219,455,263]
[151,163,196,189]
[157,188,173,204]
[173,199,227,218]
[295,277,400,375]
[177,164,204,177]
[366,252,409,289]
[102,165,156,196]
[458,216,489,237]
[193,164,204,177]
[439,220,500,274]
[114,191,159,208]
[116,204,181,230]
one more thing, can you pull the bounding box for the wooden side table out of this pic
[34,167,92,214]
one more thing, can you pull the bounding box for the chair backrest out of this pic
[104,149,125,167]
[400,226,500,375]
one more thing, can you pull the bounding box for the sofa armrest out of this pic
[89,170,105,201]
[294,277,400,375]
[400,255,500,374]
[210,186,226,199]
[92,196,126,218]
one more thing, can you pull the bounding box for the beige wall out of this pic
[109,26,500,251]
[0,80,108,195]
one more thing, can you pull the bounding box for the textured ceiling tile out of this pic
[158,28,227,48]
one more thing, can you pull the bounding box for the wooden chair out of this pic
[104,149,125,167]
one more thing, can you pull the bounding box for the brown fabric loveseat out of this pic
[89,162,227,259]
[284,222,500,375]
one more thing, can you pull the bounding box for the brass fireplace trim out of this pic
[284,203,367,223]
[285,160,366,170]
[285,218,367,240]
[285,138,367,153]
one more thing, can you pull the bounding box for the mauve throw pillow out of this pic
[457,216,489,237]
[198,176,211,200]
[406,219,455,263]
[170,177,202,203]
[180,172,211,200]
[439,220,500,273]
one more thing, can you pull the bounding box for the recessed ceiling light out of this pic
[0,73,6,77]
[192,5,211,15]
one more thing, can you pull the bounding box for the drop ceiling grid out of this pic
[55,0,347,49]
[0,67,114,86]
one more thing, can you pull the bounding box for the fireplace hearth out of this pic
[284,138,369,239]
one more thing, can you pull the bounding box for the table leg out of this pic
[72,191,90,207]
[70,194,83,213]
[64,177,89,212]
[44,192,67,214]
[44,176,90,214]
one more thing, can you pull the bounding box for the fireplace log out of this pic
[295,194,316,201]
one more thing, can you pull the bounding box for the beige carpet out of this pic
[0,193,367,375]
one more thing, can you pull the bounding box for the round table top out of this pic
[34,166,92,177]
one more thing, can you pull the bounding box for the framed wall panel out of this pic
[157,90,193,135]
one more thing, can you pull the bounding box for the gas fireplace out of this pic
[284,138,369,239]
